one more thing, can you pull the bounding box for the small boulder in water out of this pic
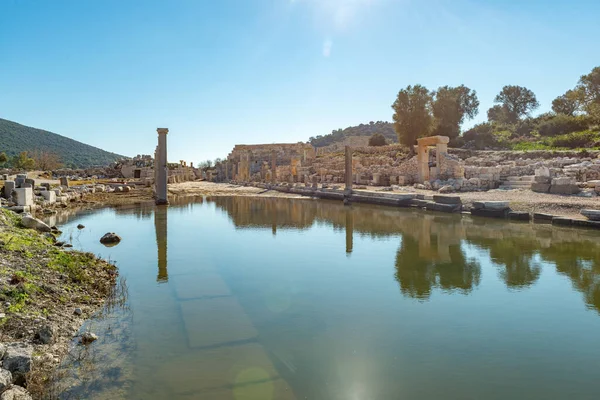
[99,232,121,246]
[80,332,98,344]
[77,224,85,229]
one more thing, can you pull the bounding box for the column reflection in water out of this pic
[155,205,168,283]
[345,208,353,255]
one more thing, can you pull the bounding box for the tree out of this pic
[576,66,600,121]
[391,84,433,151]
[198,160,213,170]
[432,85,479,139]
[31,150,62,170]
[11,151,36,170]
[493,85,540,123]
[552,89,583,116]
[577,66,600,105]
[0,152,7,166]
[368,133,387,146]
[487,104,511,124]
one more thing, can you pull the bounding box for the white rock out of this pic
[21,215,51,232]
[0,385,32,400]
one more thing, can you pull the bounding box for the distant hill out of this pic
[309,121,398,148]
[0,118,126,168]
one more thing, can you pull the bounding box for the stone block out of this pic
[471,208,509,219]
[531,183,551,193]
[534,176,551,183]
[59,177,69,187]
[552,217,574,226]
[433,195,461,205]
[425,202,461,213]
[549,184,580,195]
[581,209,600,221]
[533,213,555,221]
[535,166,550,177]
[25,178,35,187]
[551,177,576,186]
[14,188,33,207]
[41,190,56,203]
[508,211,530,221]
[2,181,15,198]
[180,297,257,348]
[472,201,509,210]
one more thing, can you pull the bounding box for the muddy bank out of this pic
[0,209,118,399]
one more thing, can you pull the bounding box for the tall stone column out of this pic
[225,161,230,181]
[271,151,277,183]
[417,144,429,183]
[344,146,353,205]
[156,128,169,205]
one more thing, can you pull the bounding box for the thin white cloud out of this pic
[322,39,333,57]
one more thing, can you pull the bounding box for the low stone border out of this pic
[247,182,600,231]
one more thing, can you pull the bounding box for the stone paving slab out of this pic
[180,297,258,348]
[172,272,231,300]
[157,343,295,399]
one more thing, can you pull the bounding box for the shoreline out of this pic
[0,209,119,399]
[57,180,600,226]
[168,181,597,222]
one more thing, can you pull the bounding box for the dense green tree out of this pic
[0,152,7,166]
[432,85,479,139]
[492,85,539,123]
[487,104,511,124]
[577,67,600,105]
[11,151,36,170]
[391,84,433,151]
[552,89,583,116]
[576,66,600,121]
[368,133,387,146]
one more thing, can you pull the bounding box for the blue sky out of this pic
[1,0,599,163]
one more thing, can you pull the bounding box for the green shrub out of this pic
[536,114,591,137]
[546,130,600,148]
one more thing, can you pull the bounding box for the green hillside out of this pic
[309,121,398,148]
[0,118,126,168]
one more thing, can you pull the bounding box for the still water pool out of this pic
[50,196,600,399]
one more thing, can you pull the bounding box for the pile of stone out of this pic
[531,167,584,195]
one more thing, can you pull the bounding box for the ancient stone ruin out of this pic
[220,135,600,197]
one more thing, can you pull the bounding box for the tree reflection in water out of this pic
[394,235,480,300]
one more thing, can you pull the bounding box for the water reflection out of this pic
[155,205,168,283]
[48,196,600,399]
[202,197,600,313]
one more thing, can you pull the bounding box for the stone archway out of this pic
[416,135,449,183]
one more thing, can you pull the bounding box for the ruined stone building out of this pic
[225,143,316,183]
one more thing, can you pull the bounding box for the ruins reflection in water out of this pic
[51,196,600,315]
[48,195,600,399]
[204,196,600,313]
